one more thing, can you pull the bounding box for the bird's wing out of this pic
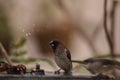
[65,49,71,61]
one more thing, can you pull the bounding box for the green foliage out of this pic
[10,37,56,69]
[10,37,27,63]
[12,37,27,49]
[11,58,36,64]
[10,37,27,60]
[11,51,26,57]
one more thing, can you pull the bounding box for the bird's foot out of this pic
[64,71,72,76]
[54,70,60,74]
[54,69,61,74]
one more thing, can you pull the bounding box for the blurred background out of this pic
[0,0,120,78]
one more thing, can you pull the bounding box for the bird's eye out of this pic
[51,44,55,47]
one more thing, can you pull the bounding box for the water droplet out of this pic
[25,32,32,37]
[25,33,29,37]
[28,32,31,36]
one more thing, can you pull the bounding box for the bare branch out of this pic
[110,1,118,58]
[0,42,12,65]
[103,0,113,56]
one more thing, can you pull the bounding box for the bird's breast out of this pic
[54,55,72,71]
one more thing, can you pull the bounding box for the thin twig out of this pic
[103,0,113,56]
[110,0,118,77]
[110,1,117,58]
[55,0,98,55]
[0,42,12,65]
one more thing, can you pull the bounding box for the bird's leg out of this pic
[54,68,61,74]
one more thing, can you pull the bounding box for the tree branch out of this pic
[110,1,117,58]
[0,42,12,65]
[103,0,113,56]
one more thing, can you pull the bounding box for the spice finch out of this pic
[49,40,72,75]
[72,58,120,79]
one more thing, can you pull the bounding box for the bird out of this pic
[72,58,120,79]
[49,40,72,75]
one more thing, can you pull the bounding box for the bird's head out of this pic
[49,40,60,50]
